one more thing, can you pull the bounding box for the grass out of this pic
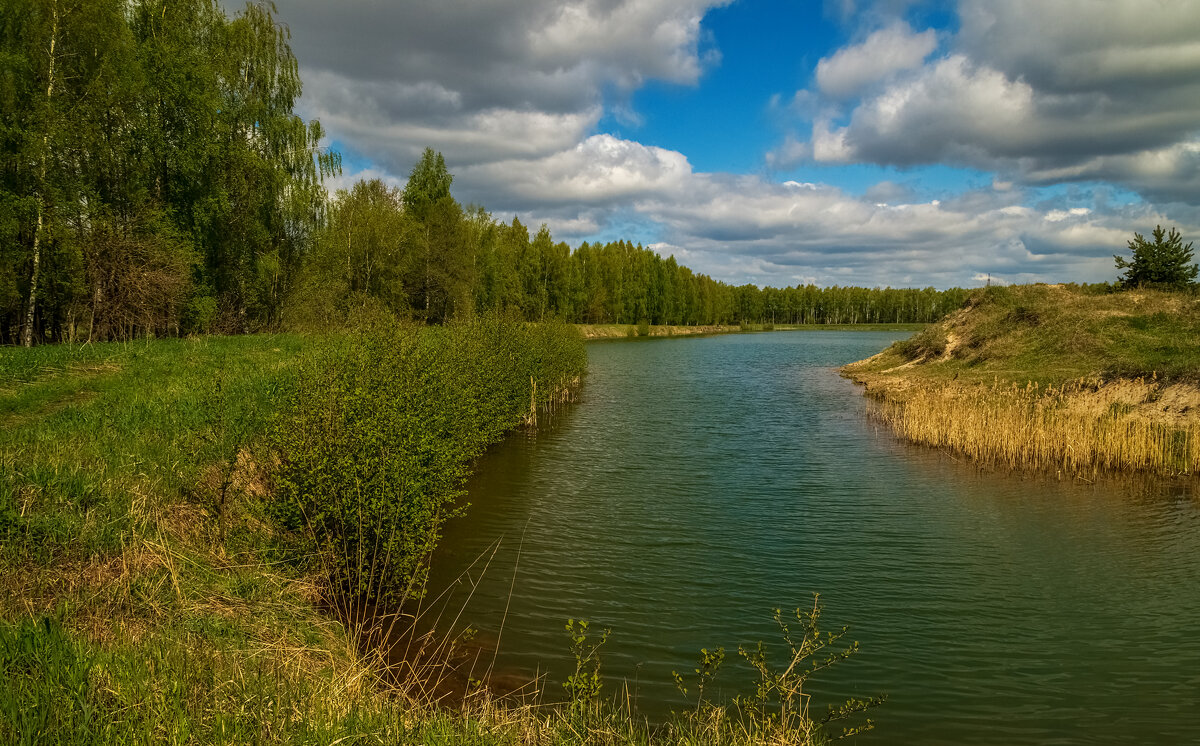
[850,284,1200,386]
[1,327,878,744]
[772,323,926,332]
[868,379,1200,475]
[844,284,1200,476]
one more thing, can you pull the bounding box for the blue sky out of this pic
[275,0,1200,289]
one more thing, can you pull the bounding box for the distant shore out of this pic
[576,322,925,339]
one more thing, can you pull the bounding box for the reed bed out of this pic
[871,380,1200,476]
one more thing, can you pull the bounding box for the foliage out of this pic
[270,318,586,616]
[1115,225,1198,290]
[0,0,965,346]
[0,0,336,344]
[733,598,884,742]
[563,619,611,719]
[0,332,889,746]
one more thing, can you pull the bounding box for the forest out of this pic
[1,0,966,346]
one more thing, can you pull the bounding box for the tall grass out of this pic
[0,597,879,746]
[871,379,1200,475]
[846,284,1200,476]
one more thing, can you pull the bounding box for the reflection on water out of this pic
[425,332,1200,744]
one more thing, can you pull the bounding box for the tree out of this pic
[1115,225,1198,290]
[401,148,467,321]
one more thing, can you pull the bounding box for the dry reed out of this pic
[870,379,1200,476]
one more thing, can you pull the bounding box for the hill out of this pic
[842,284,1200,475]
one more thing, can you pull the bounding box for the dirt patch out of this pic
[1064,379,1200,428]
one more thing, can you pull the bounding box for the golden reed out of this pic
[869,380,1200,476]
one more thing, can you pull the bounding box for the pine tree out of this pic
[1115,225,1198,290]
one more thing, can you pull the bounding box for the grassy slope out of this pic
[842,285,1200,475]
[0,336,397,743]
[845,284,1200,386]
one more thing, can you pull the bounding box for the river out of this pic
[425,330,1200,744]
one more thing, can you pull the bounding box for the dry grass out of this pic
[869,378,1200,476]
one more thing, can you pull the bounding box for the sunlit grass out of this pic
[2,324,878,745]
[846,284,1200,476]
[871,379,1200,475]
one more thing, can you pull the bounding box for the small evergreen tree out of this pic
[1114,225,1198,289]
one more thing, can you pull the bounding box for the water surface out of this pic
[427,331,1200,744]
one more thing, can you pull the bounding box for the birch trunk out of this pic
[22,1,58,347]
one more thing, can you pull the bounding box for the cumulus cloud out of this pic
[863,180,916,203]
[645,178,1147,287]
[792,0,1200,204]
[458,135,693,207]
[458,134,1196,288]
[274,0,729,170]
[270,0,1200,289]
[814,22,937,98]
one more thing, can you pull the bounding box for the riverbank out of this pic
[842,284,1200,476]
[578,322,739,338]
[0,323,597,743]
[0,324,874,745]
[577,321,925,339]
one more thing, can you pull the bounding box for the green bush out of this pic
[270,318,585,612]
[895,326,948,360]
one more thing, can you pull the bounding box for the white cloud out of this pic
[275,0,730,170]
[269,0,1200,289]
[765,135,810,168]
[815,22,937,98]
[456,135,1196,288]
[458,135,693,206]
[815,54,1035,164]
[788,0,1200,204]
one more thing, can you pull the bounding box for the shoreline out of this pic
[576,322,925,340]
[840,285,1200,477]
[843,364,1200,477]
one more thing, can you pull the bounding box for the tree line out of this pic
[2,0,966,346]
[290,160,968,329]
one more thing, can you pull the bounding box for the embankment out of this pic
[842,284,1200,476]
[1,321,873,745]
[577,322,926,339]
[0,320,593,743]
[576,322,739,338]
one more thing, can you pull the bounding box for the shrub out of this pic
[894,327,948,361]
[270,318,585,617]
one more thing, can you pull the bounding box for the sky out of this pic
[270,0,1200,289]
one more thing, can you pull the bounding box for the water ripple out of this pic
[427,332,1200,744]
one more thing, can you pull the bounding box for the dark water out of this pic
[426,331,1200,744]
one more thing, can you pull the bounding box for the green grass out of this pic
[850,284,1200,386]
[0,335,302,565]
[0,326,877,745]
[576,321,924,340]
